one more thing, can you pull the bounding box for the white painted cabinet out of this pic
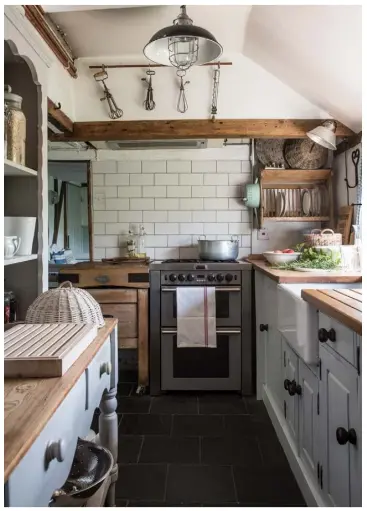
[282,337,299,448]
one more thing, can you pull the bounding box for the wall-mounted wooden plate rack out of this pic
[258,169,333,228]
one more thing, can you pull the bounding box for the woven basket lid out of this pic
[25,281,105,328]
[255,139,287,167]
[284,138,328,169]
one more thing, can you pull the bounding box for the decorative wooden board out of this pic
[5,323,98,378]
[335,205,353,244]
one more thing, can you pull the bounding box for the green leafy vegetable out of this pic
[271,246,341,271]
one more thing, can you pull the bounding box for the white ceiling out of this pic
[43,5,147,13]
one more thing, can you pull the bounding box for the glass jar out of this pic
[4,292,11,324]
[4,85,26,165]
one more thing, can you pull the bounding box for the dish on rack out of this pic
[301,190,311,216]
[275,192,286,217]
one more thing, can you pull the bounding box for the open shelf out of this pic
[4,254,37,266]
[4,159,37,177]
[264,216,330,222]
[260,169,331,185]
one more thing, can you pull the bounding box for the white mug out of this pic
[4,236,21,259]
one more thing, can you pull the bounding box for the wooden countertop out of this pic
[250,260,362,284]
[301,288,362,335]
[4,319,117,482]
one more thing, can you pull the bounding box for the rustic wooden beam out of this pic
[48,119,355,142]
[335,131,362,156]
[48,98,74,133]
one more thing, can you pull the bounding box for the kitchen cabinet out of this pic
[282,337,299,449]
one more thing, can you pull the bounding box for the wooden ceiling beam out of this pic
[48,119,355,142]
[48,98,74,133]
[335,131,362,156]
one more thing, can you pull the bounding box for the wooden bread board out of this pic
[5,323,98,378]
[335,205,353,244]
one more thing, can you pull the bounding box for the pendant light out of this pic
[143,5,222,70]
[306,120,337,151]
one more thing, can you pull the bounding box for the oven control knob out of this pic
[187,274,194,282]
[169,274,177,282]
[217,274,224,282]
[207,274,215,282]
[178,274,185,282]
[225,274,233,282]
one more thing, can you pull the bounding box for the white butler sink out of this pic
[278,282,362,364]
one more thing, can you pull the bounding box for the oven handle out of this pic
[161,329,242,335]
[161,287,241,292]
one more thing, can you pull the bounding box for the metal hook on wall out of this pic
[176,69,190,114]
[344,147,360,206]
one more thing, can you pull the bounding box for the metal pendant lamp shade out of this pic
[143,5,222,70]
[307,120,337,151]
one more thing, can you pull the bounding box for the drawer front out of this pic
[319,313,356,366]
[88,288,137,304]
[88,337,112,409]
[100,303,137,348]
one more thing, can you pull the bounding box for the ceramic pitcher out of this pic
[4,236,21,259]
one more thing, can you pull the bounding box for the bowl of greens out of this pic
[271,244,342,271]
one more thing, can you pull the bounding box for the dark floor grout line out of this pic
[136,435,145,463]
[230,465,239,504]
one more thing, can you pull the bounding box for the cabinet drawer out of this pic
[99,303,137,348]
[88,288,137,304]
[88,336,112,408]
[319,313,356,366]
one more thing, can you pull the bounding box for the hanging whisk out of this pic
[176,69,190,114]
[93,65,123,120]
[141,68,156,111]
[211,63,220,120]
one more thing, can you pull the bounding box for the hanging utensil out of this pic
[94,65,123,120]
[176,69,190,113]
[210,63,220,120]
[141,68,156,111]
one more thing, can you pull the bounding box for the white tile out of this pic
[93,174,104,186]
[204,223,229,235]
[143,186,167,197]
[155,247,180,260]
[94,211,118,223]
[204,198,228,210]
[168,235,192,247]
[168,210,192,222]
[180,198,204,210]
[105,174,129,186]
[167,186,191,197]
[106,248,124,258]
[130,174,154,186]
[155,223,179,234]
[204,173,228,185]
[94,235,118,248]
[140,222,155,234]
[179,247,198,258]
[217,160,241,174]
[118,211,143,223]
[117,186,141,198]
[241,210,251,223]
[94,186,118,198]
[142,160,166,173]
[94,223,105,235]
[216,185,241,198]
[180,223,203,235]
[143,211,168,223]
[241,235,252,248]
[130,198,155,210]
[106,198,129,210]
[238,248,251,260]
[93,248,106,260]
[192,186,216,197]
[229,223,252,235]
[145,247,155,259]
[228,197,245,210]
[179,174,203,185]
[167,161,191,173]
[105,223,130,235]
[241,160,252,174]
[192,161,216,173]
[228,174,252,186]
[203,235,217,241]
[217,211,242,222]
[93,161,117,174]
[145,235,167,247]
[155,198,179,210]
[155,173,178,185]
[93,197,105,210]
[192,210,216,222]
[118,161,141,173]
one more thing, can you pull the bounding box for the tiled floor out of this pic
[93,371,306,507]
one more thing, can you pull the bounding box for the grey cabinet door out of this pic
[282,338,299,448]
[255,271,266,398]
[298,359,319,483]
[319,345,361,507]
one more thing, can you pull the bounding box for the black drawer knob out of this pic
[288,380,302,396]
[260,323,268,332]
[327,328,336,342]
[336,427,357,446]
[284,379,291,391]
[318,328,329,343]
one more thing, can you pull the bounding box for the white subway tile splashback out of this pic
[93,197,106,210]
[241,160,252,173]
[106,223,129,235]
[145,235,167,247]
[106,248,123,258]
[167,186,191,198]
[180,198,203,210]
[105,174,129,186]
[142,160,166,173]
[228,197,245,210]
[143,186,167,197]
[94,186,118,198]
[168,235,192,247]
[94,248,106,260]
[145,247,155,259]
[192,186,216,198]
[167,161,191,173]
[93,174,104,186]
[106,198,129,210]
[204,198,228,210]
[179,174,203,186]
[155,247,180,260]
[241,210,251,223]
[155,198,179,210]
[216,185,240,198]
[168,210,192,222]
[217,160,241,173]
[192,161,216,173]
[94,235,118,248]
[94,211,118,223]
[241,235,252,247]
[204,173,228,186]
[94,223,106,235]
[204,223,229,235]
[144,211,168,223]
[180,223,203,235]
[192,211,216,222]
[93,161,117,174]
[155,223,179,234]
[180,247,198,258]
[118,186,142,197]
[130,174,154,186]
[229,223,252,235]
[119,211,143,223]
[229,173,252,186]
[238,248,251,259]
[155,174,178,185]
[118,161,142,173]
[130,198,155,210]
[217,211,242,223]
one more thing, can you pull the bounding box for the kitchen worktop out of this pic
[301,288,362,335]
[4,319,117,482]
[250,259,362,284]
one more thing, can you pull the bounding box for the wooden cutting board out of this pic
[335,205,353,244]
[5,323,98,378]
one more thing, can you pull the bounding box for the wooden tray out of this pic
[5,323,98,378]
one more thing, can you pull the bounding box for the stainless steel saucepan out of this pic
[197,235,239,261]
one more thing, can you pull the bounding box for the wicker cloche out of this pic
[25,281,105,328]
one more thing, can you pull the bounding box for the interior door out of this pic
[282,337,299,449]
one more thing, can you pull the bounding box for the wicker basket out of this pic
[284,139,328,169]
[304,229,342,247]
[25,281,105,328]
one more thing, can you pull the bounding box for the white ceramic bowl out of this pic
[263,251,301,265]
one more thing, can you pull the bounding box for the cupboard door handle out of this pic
[327,328,336,342]
[288,380,302,396]
[336,427,357,446]
[45,439,65,464]
[284,379,291,391]
[318,328,328,343]
[100,361,112,376]
[260,323,268,332]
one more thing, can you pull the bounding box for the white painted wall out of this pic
[47,58,76,120]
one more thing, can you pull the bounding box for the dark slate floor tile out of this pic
[120,414,172,435]
[199,393,248,415]
[166,465,236,504]
[201,436,262,467]
[244,397,270,420]
[223,415,257,438]
[116,464,167,501]
[118,435,143,463]
[128,501,200,507]
[117,396,151,414]
[172,415,224,437]
[119,370,138,383]
[118,382,133,397]
[115,499,128,506]
[140,436,200,464]
[257,436,291,468]
[233,466,306,506]
[150,395,198,415]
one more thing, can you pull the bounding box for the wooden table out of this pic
[4,319,119,507]
[302,288,362,335]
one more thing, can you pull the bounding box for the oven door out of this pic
[161,286,242,327]
[161,328,242,391]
